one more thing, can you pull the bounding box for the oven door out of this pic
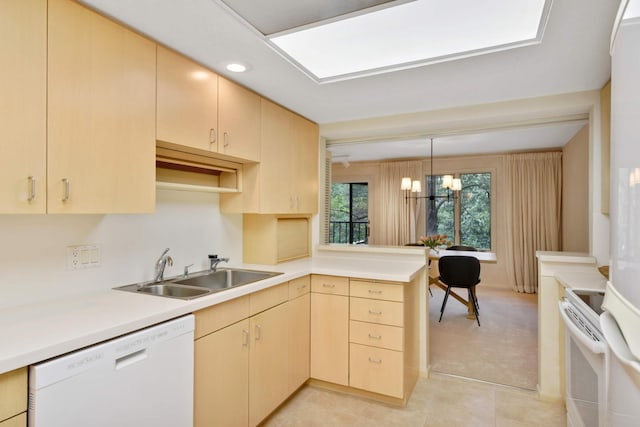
[559,300,608,427]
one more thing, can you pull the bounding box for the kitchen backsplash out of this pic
[0,188,243,309]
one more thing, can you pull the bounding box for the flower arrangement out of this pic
[418,234,452,252]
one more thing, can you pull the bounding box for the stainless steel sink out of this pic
[136,283,212,299]
[114,268,282,300]
[173,269,281,291]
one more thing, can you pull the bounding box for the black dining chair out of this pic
[438,255,481,326]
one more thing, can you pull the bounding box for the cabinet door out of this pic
[194,319,249,427]
[249,302,289,426]
[218,77,260,161]
[310,293,349,385]
[259,98,293,213]
[0,0,46,213]
[291,115,319,214]
[0,413,26,427]
[288,293,310,394]
[0,367,27,423]
[157,46,219,152]
[47,0,155,213]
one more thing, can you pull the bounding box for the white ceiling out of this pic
[79,0,619,160]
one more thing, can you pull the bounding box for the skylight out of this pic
[269,0,551,83]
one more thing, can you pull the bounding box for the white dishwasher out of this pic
[28,314,194,427]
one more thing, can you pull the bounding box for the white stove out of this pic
[559,288,608,427]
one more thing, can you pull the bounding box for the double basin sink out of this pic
[115,268,282,300]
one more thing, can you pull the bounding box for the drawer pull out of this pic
[322,283,335,288]
[298,284,307,290]
[242,329,249,347]
[368,357,383,364]
[368,310,383,316]
[255,324,261,341]
[368,289,383,294]
[368,334,382,340]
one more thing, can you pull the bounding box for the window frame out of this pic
[329,181,370,244]
[424,169,495,251]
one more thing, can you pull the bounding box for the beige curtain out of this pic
[372,160,423,245]
[505,152,562,293]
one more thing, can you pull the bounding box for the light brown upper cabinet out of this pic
[157,46,219,152]
[47,0,156,213]
[157,48,261,163]
[221,98,318,214]
[260,98,319,214]
[0,0,46,213]
[218,77,261,162]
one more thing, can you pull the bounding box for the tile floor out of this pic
[264,373,566,426]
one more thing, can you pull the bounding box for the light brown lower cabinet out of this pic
[310,275,420,405]
[310,275,349,385]
[194,318,249,427]
[288,277,311,394]
[0,414,26,427]
[194,277,310,427]
[0,367,27,427]
[249,302,289,426]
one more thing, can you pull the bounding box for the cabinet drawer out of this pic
[349,343,403,398]
[349,320,403,351]
[350,280,404,302]
[194,295,249,339]
[350,298,403,327]
[311,275,349,296]
[0,367,27,422]
[0,413,26,427]
[288,275,310,299]
[249,282,288,316]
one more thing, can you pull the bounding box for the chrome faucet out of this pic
[154,248,173,282]
[208,254,229,272]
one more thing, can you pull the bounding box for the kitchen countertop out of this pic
[0,254,425,374]
[555,269,607,291]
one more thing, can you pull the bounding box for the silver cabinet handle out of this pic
[368,357,382,364]
[242,329,249,347]
[368,289,383,294]
[298,284,307,291]
[223,131,229,147]
[209,128,216,144]
[368,310,382,316]
[322,283,335,288]
[61,178,70,202]
[368,334,382,340]
[27,176,35,202]
[254,324,261,341]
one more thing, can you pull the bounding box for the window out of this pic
[425,172,491,250]
[330,183,369,244]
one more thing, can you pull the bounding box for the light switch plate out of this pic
[67,244,101,270]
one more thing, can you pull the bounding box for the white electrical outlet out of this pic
[67,244,101,270]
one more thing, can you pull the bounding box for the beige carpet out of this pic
[429,285,538,390]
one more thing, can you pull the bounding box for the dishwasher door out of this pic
[28,315,194,427]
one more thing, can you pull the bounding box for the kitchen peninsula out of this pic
[0,251,425,425]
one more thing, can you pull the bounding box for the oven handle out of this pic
[559,301,608,354]
[601,311,640,375]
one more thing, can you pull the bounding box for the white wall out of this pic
[0,188,243,308]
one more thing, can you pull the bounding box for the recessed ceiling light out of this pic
[267,0,551,83]
[226,63,248,72]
